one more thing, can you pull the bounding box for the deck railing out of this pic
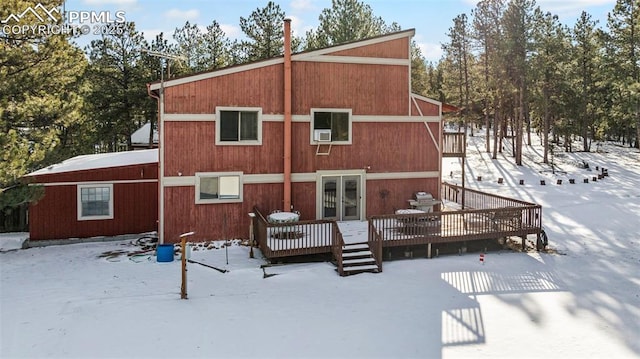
[253,182,544,265]
[442,182,538,209]
[253,206,342,259]
[370,183,543,250]
[367,219,384,272]
[371,207,541,249]
[370,212,443,247]
[443,132,465,157]
[331,221,345,276]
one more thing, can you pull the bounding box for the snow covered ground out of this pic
[1,132,639,358]
[0,233,28,252]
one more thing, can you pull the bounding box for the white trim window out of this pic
[77,184,114,221]
[195,172,243,204]
[215,107,262,145]
[310,108,352,144]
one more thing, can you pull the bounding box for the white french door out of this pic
[320,175,362,221]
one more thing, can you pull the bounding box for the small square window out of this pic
[312,109,351,143]
[77,184,114,221]
[196,172,243,204]
[216,108,262,145]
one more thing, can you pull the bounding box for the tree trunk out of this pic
[636,108,640,148]
[515,88,524,166]
[525,100,531,146]
[492,99,500,159]
[543,85,550,163]
[485,100,491,153]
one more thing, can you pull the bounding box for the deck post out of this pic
[427,243,432,258]
[283,19,292,211]
[181,236,187,299]
[521,235,526,251]
[248,213,255,258]
[179,231,195,300]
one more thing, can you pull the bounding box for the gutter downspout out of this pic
[283,18,292,211]
[147,84,163,243]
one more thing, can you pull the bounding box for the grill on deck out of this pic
[408,192,440,212]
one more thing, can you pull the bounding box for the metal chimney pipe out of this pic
[283,18,292,211]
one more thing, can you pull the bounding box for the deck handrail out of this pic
[253,206,343,259]
[252,207,271,257]
[368,219,383,273]
[253,183,544,266]
[371,181,543,250]
[443,132,465,157]
[442,182,538,209]
[331,222,345,276]
[370,205,542,250]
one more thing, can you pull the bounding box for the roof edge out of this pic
[149,29,416,91]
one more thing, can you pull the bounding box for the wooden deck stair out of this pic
[340,242,379,275]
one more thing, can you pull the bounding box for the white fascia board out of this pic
[161,171,440,186]
[149,58,284,90]
[164,114,216,122]
[411,93,443,114]
[295,56,410,66]
[292,30,415,61]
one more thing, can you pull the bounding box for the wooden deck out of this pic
[252,183,543,275]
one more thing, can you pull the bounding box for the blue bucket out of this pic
[156,244,175,262]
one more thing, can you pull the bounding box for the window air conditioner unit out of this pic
[314,129,332,142]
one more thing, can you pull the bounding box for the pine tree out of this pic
[501,0,535,165]
[172,21,204,73]
[443,14,473,134]
[202,20,231,70]
[411,44,429,96]
[530,9,570,162]
[472,0,505,153]
[572,11,600,151]
[304,0,386,49]
[1,0,88,188]
[606,0,640,148]
[239,1,285,61]
[85,22,151,152]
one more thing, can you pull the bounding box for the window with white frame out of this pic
[311,109,351,143]
[195,172,243,204]
[216,107,262,145]
[77,184,114,221]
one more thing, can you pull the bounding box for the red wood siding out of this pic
[164,64,284,114]
[29,181,158,240]
[291,182,316,219]
[163,183,283,242]
[291,122,440,174]
[366,178,441,216]
[163,121,284,177]
[327,37,409,59]
[291,62,409,116]
[411,97,440,116]
[163,63,410,117]
[164,120,438,178]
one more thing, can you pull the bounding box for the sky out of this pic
[65,0,617,62]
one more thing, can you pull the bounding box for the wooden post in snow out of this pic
[180,231,194,299]
[248,213,256,258]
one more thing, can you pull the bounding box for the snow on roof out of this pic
[26,149,158,177]
[131,122,158,145]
